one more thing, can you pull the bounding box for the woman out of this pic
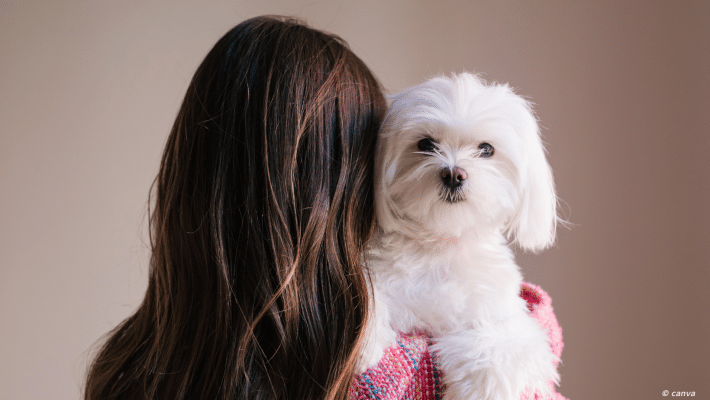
[85,16,386,400]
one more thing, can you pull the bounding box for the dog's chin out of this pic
[418,194,512,240]
[384,177,513,240]
[414,199,481,239]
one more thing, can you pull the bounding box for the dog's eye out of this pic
[417,137,437,153]
[478,142,494,158]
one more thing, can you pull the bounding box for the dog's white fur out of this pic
[359,73,560,400]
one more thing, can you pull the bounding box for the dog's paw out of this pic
[515,337,560,399]
[433,318,559,400]
[445,368,513,400]
[444,361,552,400]
[356,320,397,373]
[357,337,388,373]
[432,331,511,400]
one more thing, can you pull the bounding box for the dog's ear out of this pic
[503,95,558,253]
[373,121,400,233]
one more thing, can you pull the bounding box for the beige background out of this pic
[1,1,708,399]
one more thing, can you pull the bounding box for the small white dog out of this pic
[360,73,561,400]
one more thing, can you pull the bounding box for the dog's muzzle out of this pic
[440,167,467,203]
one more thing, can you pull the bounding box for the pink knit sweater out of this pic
[350,283,566,400]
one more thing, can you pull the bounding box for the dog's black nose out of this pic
[441,167,467,189]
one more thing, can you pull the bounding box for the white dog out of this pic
[360,73,561,400]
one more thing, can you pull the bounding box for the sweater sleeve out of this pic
[349,283,567,400]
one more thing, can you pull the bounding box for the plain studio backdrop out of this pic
[1,1,708,399]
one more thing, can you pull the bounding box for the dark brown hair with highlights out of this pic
[84,16,385,400]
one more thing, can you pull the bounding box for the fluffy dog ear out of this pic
[504,97,558,253]
[373,123,399,233]
[372,91,402,234]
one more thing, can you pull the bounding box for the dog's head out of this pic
[375,73,557,252]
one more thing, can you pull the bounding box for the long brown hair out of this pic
[85,16,386,400]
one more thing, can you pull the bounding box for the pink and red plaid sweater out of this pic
[350,282,567,400]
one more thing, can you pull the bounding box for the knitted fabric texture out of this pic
[350,282,567,400]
